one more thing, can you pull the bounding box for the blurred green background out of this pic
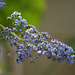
[0,0,75,75]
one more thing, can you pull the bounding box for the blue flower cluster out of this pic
[0,11,75,65]
[0,0,6,9]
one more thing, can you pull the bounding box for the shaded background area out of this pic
[39,0,75,75]
[0,0,75,75]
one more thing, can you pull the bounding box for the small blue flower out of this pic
[42,51,48,55]
[37,50,42,55]
[13,27,17,31]
[0,0,6,9]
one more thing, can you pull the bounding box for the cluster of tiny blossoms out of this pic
[0,0,6,9]
[0,11,75,65]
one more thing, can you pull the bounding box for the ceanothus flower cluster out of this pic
[0,0,6,9]
[0,11,75,65]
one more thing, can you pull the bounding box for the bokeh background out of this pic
[0,0,75,75]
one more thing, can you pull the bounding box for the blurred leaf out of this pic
[0,0,46,27]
